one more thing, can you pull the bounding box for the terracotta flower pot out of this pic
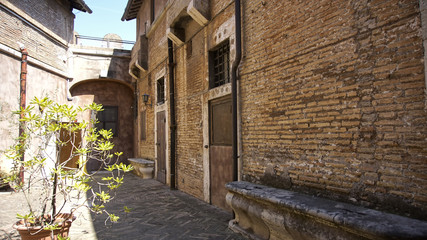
[13,213,75,240]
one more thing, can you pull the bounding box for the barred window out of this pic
[96,106,118,137]
[209,41,230,88]
[157,77,165,104]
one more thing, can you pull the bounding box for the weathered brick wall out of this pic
[239,0,427,219]
[137,73,156,160]
[175,31,206,199]
[136,6,169,162]
[71,47,132,84]
[136,0,236,200]
[148,19,168,71]
[137,0,151,36]
[209,0,233,18]
[173,1,236,200]
[71,81,135,168]
[0,0,74,172]
[0,0,71,71]
[7,0,74,42]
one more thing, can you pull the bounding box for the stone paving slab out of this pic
[0,173,246,240]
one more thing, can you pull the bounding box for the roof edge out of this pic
[70,0,92,14]
[121,0,141,21]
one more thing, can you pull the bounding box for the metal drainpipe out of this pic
[232,0,242,182]
[168,39,177,190]
[66,78,74,101]
[19,46,28,181]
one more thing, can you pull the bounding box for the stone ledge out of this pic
[226,181,427,240]
[128,158,154,179]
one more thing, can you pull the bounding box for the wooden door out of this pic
[209,96,233,211]
[156,111,166,183]
[59,127,82,170]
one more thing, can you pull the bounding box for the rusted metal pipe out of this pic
[19,46,28,181]
[232,0,242,182]
[168,39,176,190]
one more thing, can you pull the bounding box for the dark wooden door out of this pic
[156,111,166,183]
[209,96,233,211]
[59,126,82,170]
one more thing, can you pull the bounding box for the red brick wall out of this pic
[239,0,427,219]
[209,0,233,18]
[175,37,205,198]
[136,7,169,161]
[71,81,135,169]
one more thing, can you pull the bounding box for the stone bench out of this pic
[128,158,154,179]
[226,181,427,240]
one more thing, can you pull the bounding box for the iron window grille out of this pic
[157,77,165,104]
[209,41,230,88]
[96,106,118,137]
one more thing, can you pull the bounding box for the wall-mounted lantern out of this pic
[142,93,152,107]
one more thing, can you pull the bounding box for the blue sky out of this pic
[73,0,136,42]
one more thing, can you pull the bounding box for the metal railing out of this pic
[74,35,135,50]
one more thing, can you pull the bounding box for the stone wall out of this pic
[70,46,133,84]
[70,45,133,169]
[132,0,427,219]
[135,0,236,201]
[7,0,74,42]
[0,53,21,171]
[239,0,427,220]
[0,0,72,71]
[0,0,134,175]
[70,80,134,168]
[0,0,73,172]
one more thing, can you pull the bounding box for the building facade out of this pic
[239,0,427,220]
[0,0,133,172]
[123,0,238,211]
[123,0,427,224]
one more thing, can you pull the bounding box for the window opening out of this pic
[209,41,230,88]
[96,106,118,137]
[157,77,165,104]
[209,97,232,146]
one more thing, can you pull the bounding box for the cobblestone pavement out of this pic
[0,173,246,240]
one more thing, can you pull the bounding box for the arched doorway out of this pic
[70,79,134,171]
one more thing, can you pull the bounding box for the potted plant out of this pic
[2,96,133,240]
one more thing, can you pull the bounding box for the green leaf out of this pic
[117,162,134,172]
[44,224,61,231]
[57,235,70,240]
[108,214,119,223]
[105,165,116,172]
[98,129,113,139]
[91,204,105,214]
[96,191,111,203]
[16,213,35,224]
[75,147,90,155]
[74,182,91,192]
[113,176,124,184]
[124,206,132,213]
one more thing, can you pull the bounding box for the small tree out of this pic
[3,96,133,235]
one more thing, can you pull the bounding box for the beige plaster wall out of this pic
[0,51,68,172]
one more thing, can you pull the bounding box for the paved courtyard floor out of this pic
[0,173,246,240]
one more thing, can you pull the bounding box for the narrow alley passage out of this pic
[0,173,246,240]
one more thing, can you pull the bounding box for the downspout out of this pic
[66,78,74,101]
[232,0,242,182]
[19,45,28,181]
[168,39,177,190]
[150,0,155,23]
